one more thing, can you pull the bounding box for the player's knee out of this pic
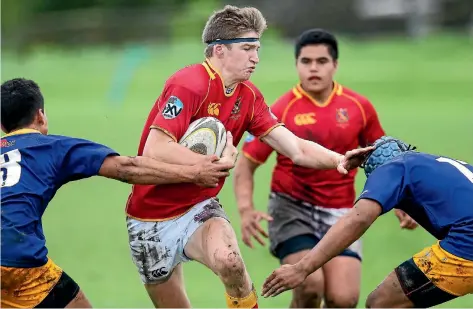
[293,278,323,307]
[325,293,358,308]
[214,248,246,282]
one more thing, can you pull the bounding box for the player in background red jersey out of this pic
[234,29,415,308]
[125,9,374,309]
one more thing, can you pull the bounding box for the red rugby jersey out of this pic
[126,59,282,220]
[242,83,385,209]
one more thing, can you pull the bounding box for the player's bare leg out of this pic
[65,289,92,308]
[365,270,414,308]
[282,250,324,308]
[144,264,191,308]
[322,256,360,308]
[185,217,257,308]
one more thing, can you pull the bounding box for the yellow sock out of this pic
[225,286,258,308]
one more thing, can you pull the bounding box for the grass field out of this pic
[2,34,473,308]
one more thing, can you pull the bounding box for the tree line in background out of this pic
[2,0,472,53]
[2,0,213,52]
[5,0,188,12]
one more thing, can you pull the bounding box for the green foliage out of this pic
[2,0,216,49]
[33,0,97,12]
[9,0,199,13]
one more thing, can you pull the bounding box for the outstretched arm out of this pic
[59,135,235,187]
[261,126,373,174]
[262,199,381,297]
[99,155,232,187]
[261,126,341,169]
[297,198,381,273]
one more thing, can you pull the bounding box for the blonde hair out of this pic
[202,5,267,57]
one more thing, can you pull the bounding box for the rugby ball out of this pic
[179,117,227,157]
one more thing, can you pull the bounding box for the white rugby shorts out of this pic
[126,197,229,284]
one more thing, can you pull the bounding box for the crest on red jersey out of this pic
[230,96,242,120]
[336,108,349,128]
[232,97,242,114]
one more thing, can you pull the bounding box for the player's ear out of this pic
[215,44,225,58]
[36,109,49,134]
[36,109,46,124]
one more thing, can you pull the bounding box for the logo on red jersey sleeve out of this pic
[244,134,255,143]
[162,96,184,119]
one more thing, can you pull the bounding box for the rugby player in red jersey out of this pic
[235,29,416,308]
[234,29,387,308]
[125,7,374,309]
